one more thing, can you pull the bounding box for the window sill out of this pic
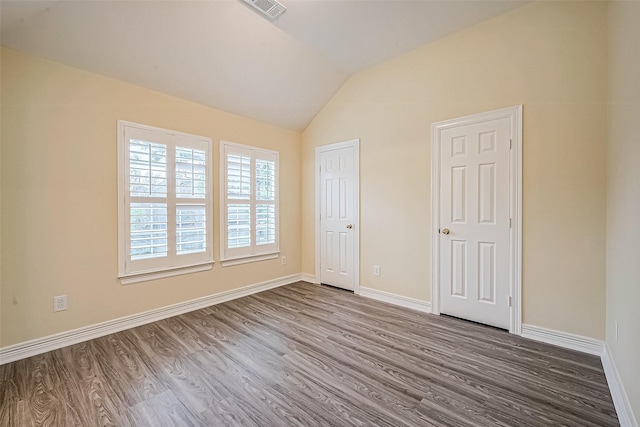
[119,262,213,285]
[221,252,279,267]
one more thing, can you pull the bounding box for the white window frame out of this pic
[221,141,279,266]
[117,120,213,284]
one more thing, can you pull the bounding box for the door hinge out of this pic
[509,296,512,307]
[438,228,441,234]
[510,139,513,149]
[509,218,512,228]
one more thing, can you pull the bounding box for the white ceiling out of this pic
[1,0,527,131]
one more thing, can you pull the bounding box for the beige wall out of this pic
[0,48,301,347]
[606,1,640,420]
[1,8,638,421]
[302,1,608,339]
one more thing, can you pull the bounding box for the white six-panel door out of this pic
[439,116,512,329]
[319,145,356,291]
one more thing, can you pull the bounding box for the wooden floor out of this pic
[0,282,618,426]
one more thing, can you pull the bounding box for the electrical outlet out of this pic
[53,295,67,312]
[373,265,380,276]
[281,256,287,265]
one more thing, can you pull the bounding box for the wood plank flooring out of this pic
[0,281,618,426]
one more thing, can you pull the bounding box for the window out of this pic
[221,141,279,265]
[118,121,213,283]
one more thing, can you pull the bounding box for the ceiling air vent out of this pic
[243,0,286,20]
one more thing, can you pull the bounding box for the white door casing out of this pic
[315,140,359,292]
[431,106,522,334]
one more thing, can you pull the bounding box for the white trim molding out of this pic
[120,263,213,285]
[359,287,432,314]
[520,324,603,356]
[221,252,279,267]
[301,273,320,284]
[602,345,638,427]
[431,105,523,335]
[0,274,302,365]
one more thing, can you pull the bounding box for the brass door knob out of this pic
[442,228,451,235]
[346,224,353,229]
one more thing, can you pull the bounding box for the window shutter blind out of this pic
[228,204,251,248]
[130,203,168,260]
[175,146,207,255]
[256,204,276,245]
[227,154,251,200]
[129,140,167,197]
[255,158,276,245]
[226,148,252,250]
[176,147,206,199]
[176,205,206,255]
[129,140,168,260]
[222,142,279,261]
[118,121,213,280]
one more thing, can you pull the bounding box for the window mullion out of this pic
[176,197,205,204]
[129,196,167,204]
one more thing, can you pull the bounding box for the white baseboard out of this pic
[301,273,319,284]
[359,287,432,314]
[0,274,302,365]
[513,325,638,424]
[602,345,638,427]
[520,324,604,356]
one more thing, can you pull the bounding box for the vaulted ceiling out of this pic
[1,0,527,131]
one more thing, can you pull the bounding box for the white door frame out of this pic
[431,106,523,334]
[315,139,360,294]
